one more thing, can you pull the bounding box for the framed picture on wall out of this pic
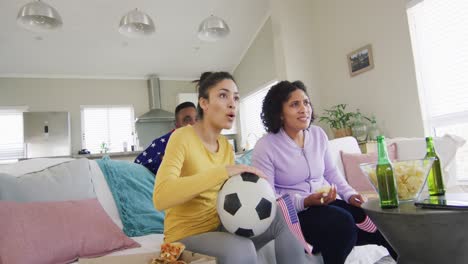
[347,44,374,77]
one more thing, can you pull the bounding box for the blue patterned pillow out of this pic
[96,156,164,237]
[235,149,254,166]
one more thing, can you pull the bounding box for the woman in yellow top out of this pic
[153,72,312,264]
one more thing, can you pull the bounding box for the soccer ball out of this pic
[217,172,277,237]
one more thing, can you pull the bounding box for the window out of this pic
[81,106,135,154]
[0,107,27,162]
[407,0,468,180]
[240,81,278,150]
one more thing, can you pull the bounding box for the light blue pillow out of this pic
[235,149,254,166]
[96,156,164,237]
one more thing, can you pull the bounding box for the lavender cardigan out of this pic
[252,125,357,212]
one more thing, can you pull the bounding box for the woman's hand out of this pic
[304,192,326,207]
[348,194,365,207]
[225,164,267,179]
[304,184,337,207]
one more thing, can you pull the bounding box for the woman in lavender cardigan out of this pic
[251,81,395,264]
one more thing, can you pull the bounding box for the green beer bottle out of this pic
[376,136,399,208]
[425,137,445,196]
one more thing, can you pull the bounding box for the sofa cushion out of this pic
[235,149,253,166]
[328,136,362,178]
[0,158,95,202]
[0,198,140,264]
[96,156,165,237]
[0,157,74,176]
[341,143,398,192]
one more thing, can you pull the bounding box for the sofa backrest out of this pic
[327,134,465,190]
[388,134,465,187]
[328,136,361,177]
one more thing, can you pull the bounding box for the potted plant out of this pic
[318,104,355,138]
[100,142,110,153]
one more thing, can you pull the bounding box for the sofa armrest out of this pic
[328,136,361,177]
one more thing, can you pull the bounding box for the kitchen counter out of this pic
[73,151,141,161]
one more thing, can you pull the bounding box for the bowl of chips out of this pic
[359,158,434,201]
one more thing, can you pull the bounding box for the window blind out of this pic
[240,81,277,150]
[81,106,134,154]
[407,0,468,180]
[0,108,26,160]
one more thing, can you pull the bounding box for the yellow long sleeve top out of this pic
[153,125,234,242]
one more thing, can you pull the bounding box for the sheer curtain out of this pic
[407,0,468,180]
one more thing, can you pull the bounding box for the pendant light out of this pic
[197,15,230,42]
[119,8,155,38]
[17,0,63,32]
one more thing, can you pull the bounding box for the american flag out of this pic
[356,215,377,233]
[134,130,173,174]
[277,194,313,255]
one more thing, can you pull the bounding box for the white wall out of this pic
[0,77,194,154]
[270,0,322,113]
[159,79,198,113]
[266,0,424,138]
[233,17,278,151]
[312,0,424,138]
[234,17,277,97]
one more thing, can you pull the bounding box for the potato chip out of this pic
[315,185,331,194]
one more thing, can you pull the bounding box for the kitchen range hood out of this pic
[136,75,175,123]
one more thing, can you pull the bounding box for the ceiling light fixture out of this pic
[197,15,230,42]
[119,8,155,38]
[17,0,63,32]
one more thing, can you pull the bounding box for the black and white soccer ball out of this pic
[217,172,277,237]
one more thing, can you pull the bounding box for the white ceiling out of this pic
[0,0,270,80]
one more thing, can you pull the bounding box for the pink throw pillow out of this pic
[340,143,398,192]
[0,198,140,264]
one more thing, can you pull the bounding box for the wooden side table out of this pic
[362,198,468,264]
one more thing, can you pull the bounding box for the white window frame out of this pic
[80,105,135,154]
[407,0,468,182]
[240,80,278,151]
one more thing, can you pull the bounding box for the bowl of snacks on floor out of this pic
[359,159,434,201]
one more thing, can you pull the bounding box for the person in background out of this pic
[135,101,197,174]
[153,72,313,264]
[252,80,396,264]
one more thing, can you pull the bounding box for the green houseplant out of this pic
[100,142,110,153]
[318,104,355,138]
[319,104,375,140]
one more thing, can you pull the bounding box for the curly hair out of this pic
[192,72,236,119]
[261,80,315,133]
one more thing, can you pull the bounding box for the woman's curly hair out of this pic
[261,80,315,133]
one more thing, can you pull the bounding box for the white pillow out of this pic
[88,160,124,229]
[345,245,389,264]
[0,159,95,202]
